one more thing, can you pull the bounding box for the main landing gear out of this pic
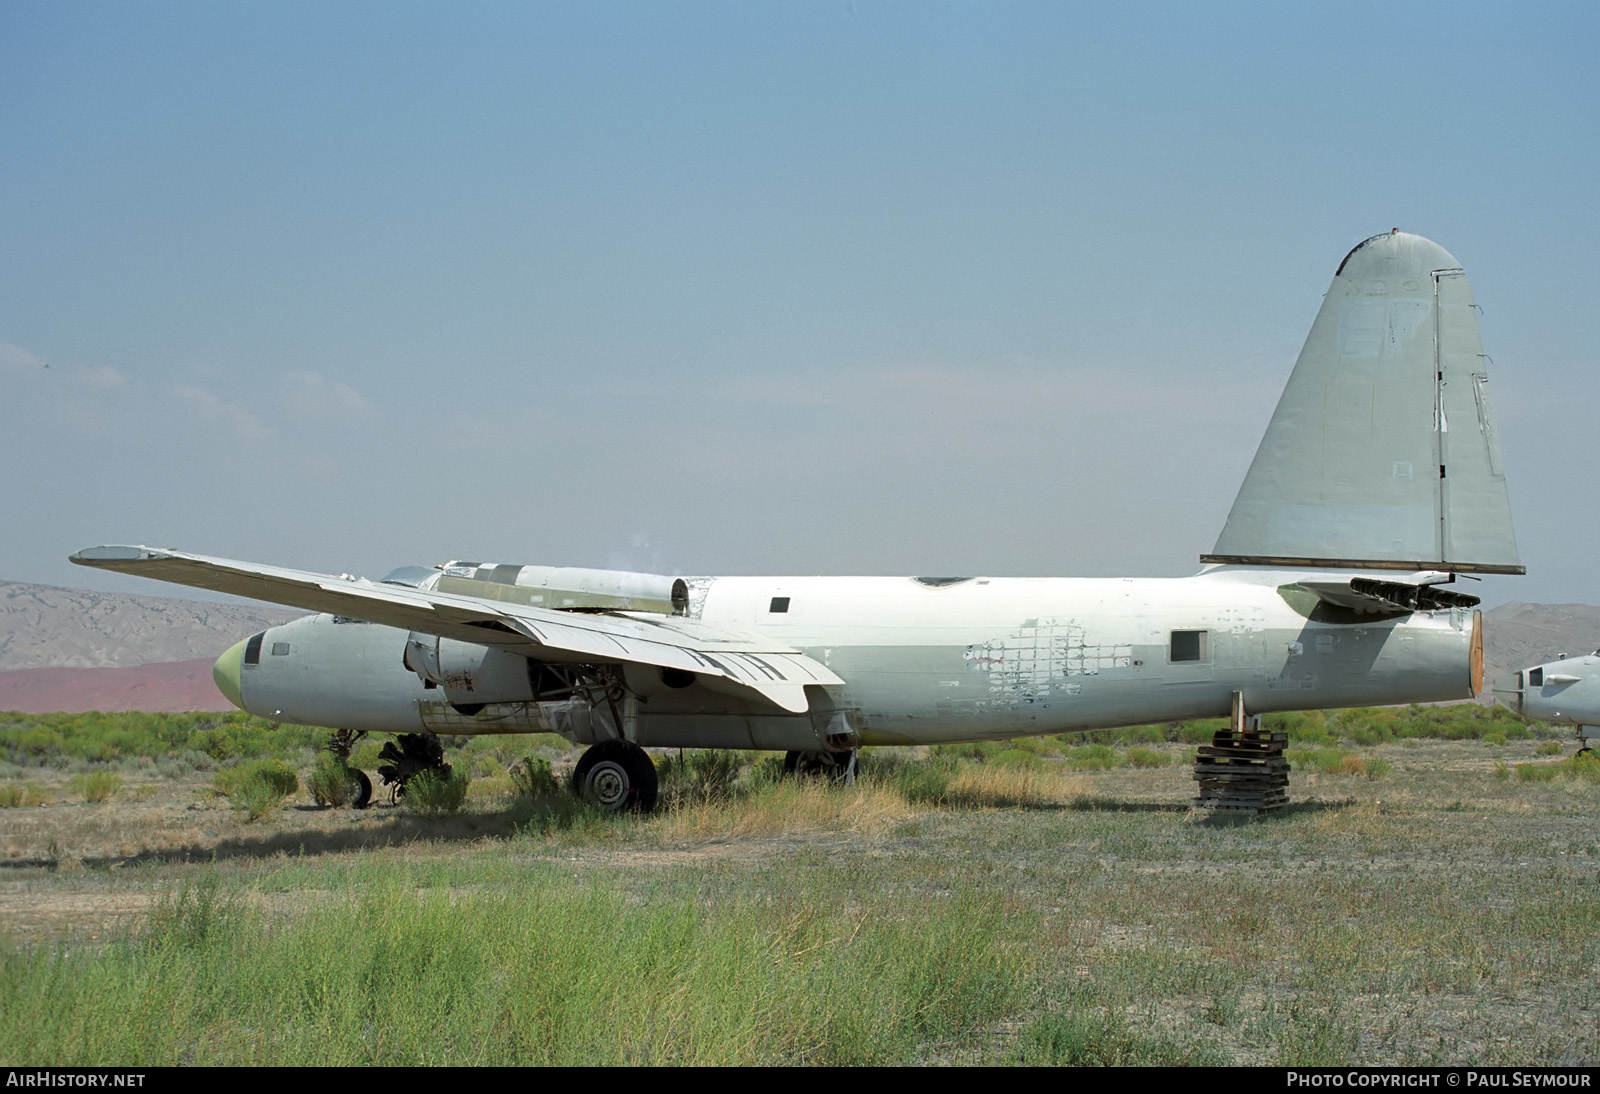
[377,732,453,803]
[572,739,658,813]
[783,747,859,784]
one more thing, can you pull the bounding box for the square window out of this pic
[1528,667,1543,687]
[1170,630,1206,663]
[769,596,790,614]
[271,642,290,657]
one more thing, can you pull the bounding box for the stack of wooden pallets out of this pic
[1193,728,1289,814]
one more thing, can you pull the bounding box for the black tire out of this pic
[572,740,658,813]
[349,768,373,810]
[783,749,852,780]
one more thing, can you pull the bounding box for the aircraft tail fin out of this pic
[1203,230,1523,574]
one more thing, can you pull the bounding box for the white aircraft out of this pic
[1493,657,1600,756]
[73,230,1523,810]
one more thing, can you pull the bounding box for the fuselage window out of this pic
[1528,667,1543,687]
[1170,630,1207,663]
[271,642,291,657]
[769,596,791,614]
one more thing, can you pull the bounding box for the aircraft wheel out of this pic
[349,768,373,810]
[783,750,852,781]
[573,740,658,813]
[1577,747,1594,759]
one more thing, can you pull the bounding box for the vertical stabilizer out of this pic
[1203,231,1522,574]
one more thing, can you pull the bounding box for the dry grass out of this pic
[945,762,1089,808]
[653,779,916,842]
[3,738,1597,1065]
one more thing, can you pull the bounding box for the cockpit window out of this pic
[380,566,437,589]
[1528,667,1543,687]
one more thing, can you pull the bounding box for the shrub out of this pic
[1484,732,1508,747]
[1063,744,1118,770]
[659,749,744,801]
[407,768,470,815]
[69,770,123,803]
[509,755,560,797]
[1106,725,1165,745]
[1572,752,1600,781]
[1124,747,1171,768]
[1515,754,1600,784]
[308,753,358,807]
[0,782,47,807]
[215,758,298,820]
[1285,748,1367,776]
[1174,721,1224,744]
[886,761,954,805]
[995,748,1042,768]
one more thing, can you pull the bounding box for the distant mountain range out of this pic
[0,580,300,672]
[0,580,301,713]
[1480,602,1600,685]
[0,579,1596,715]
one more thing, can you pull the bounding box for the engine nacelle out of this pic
[402,633,538,705]
[431,561,689,614]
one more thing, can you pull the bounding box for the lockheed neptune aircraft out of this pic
[1494,657,1600,757]
[73,230,1523,810]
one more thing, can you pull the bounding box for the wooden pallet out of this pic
[1192,729,1290,814]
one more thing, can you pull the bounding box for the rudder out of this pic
[1203,230,1522,574]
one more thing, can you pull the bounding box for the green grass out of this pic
[1,865,1029,1065]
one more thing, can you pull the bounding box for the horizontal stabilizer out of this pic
[1283,576,1480,614]
[1205,231,1522,575]
[70,545,842,714]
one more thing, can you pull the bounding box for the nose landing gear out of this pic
[321,729,373,809]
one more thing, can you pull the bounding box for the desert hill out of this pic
[1479,601,1600,686]
[0,580,301,672]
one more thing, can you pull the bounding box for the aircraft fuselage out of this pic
[222,566,1480,752]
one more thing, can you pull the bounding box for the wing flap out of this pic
[71,546,844,709]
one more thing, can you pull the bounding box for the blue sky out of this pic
[3,1,1597,607]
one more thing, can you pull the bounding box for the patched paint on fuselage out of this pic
[694,568,1475,743]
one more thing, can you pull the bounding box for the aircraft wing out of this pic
[69,546,841,713]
